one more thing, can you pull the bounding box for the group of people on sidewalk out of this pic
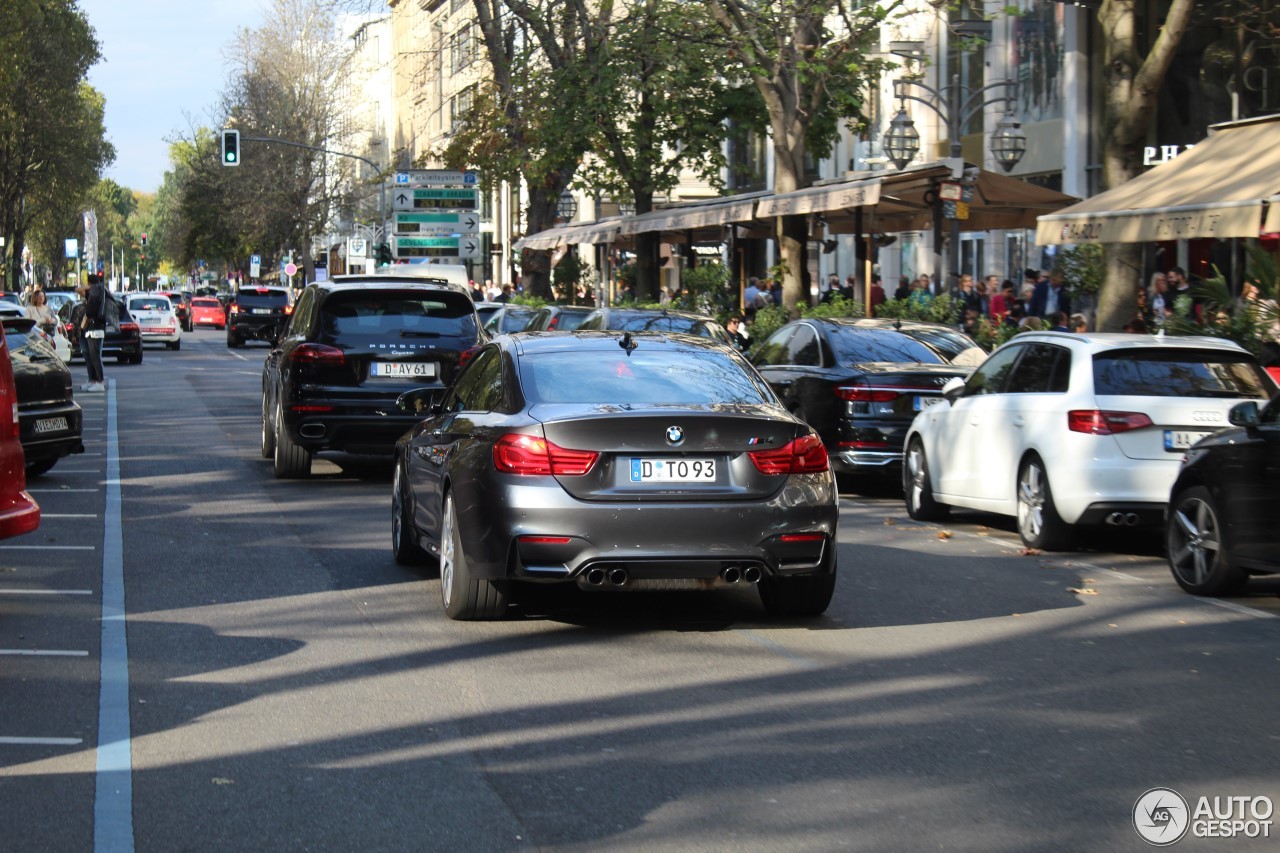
[22,276,108,392]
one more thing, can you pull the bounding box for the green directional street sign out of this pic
[391,187,478,211]
[393,211,480,235]
[392,235,480,259]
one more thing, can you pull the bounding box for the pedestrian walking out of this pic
[78,274,107,392]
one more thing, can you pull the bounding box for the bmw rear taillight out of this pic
[493,434,599,476]
[290,343,346,365]
[835,386,900,403]
[748,434,829,475]
[1068,410,1153,435]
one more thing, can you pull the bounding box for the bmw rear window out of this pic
[519,350,773,405]
[1092,349,1272,398]
[610,314,726,339]
[320,290,478,340]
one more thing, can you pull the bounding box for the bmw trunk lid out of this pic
[531,404,813,501]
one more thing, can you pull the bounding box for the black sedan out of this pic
[2,317,83,476]
[751,318,978,480]
[392,331,839,620]
[1166,395,1280,596]
[261,276,484,478]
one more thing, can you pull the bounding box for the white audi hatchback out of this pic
[903,332,1276,550]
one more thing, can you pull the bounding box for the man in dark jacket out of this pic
[78,274,107,392]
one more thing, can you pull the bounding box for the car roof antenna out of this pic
[619,331,638,355]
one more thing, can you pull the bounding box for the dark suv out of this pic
[227,286,293,348]
[260,275,484,478]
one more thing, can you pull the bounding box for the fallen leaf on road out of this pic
[1018,547,1044,556]
[1066,587,1099,595]
[937,530,953,539]
[883,517,897,525]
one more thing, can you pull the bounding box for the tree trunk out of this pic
[520,183,564,299]
[1095,0,1196,331]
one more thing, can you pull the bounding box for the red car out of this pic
[0,322,40,539]
[190,297,226,329]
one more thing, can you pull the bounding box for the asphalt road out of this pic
[2,328,1278,852]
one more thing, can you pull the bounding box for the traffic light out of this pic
[221,129,240,166]
[140,233,147,247]
[375,242,392,266]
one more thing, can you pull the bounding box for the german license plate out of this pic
[1164,430,1211,451]
[251,308,273,315]
[34,417,68,434]
[913,396,944,412]
[369,361,437,379]
[629,458,716,482]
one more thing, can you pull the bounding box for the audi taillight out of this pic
[119,321,139,334]
[290,343,345,365]
[1067,410,1153,435]
[748,434,829,475]
[835,386,900,403]
[493,434,598,476]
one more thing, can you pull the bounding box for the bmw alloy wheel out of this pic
[439,494,457,609]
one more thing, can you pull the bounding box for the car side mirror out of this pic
[1228,400,1260,429]
[942,375,966,403]
[396,387,443,416]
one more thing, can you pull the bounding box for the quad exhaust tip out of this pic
[721,566,762,584]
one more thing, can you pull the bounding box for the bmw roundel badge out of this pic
[665,425,685,446]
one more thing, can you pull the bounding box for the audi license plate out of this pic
[1164,430,1211,451]
[369,361,437,379]
[630,458,715,482]
[34,417,68,434]
[913,396,944,412]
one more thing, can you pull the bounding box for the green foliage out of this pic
[552,252,593,300]
[512,294,548,310]
[876,294,963,326]
[746,304,790,355]
[802,295,865,319]
[1165,255,1279,358]
[1056,243,1104,295]
[680,262,734,317]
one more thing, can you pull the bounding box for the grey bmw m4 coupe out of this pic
[392,331,840,620]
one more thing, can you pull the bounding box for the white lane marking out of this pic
[95,379,135,850]
[0,649,89,656]
[26,489,99,493]
[0,589,94,595]
[0,737,84,746]
[0,545,96,551]
[36,514,99,519]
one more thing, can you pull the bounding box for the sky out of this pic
[77,0,269,194]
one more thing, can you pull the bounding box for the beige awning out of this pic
[1264,196,1280,234]
[621,195,762,236]
[1036,114,1280,245]
[756,179,881,218]
[761,163,1077,235]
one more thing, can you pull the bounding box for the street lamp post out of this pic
[882,60,1026,294]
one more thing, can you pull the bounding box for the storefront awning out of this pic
[751,162,1075,235]
[1035,113,1280,245]
[620,194,764,236]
